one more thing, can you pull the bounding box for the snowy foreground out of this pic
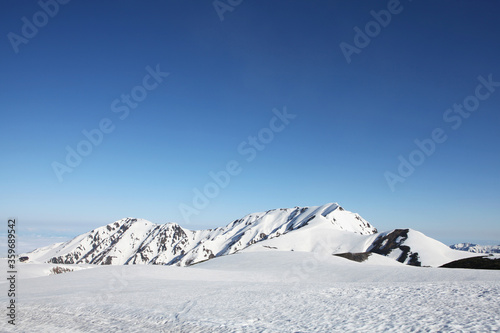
[2,251,500,333]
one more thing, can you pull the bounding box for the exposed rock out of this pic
[441,256,500,270]
[334,252,371,263]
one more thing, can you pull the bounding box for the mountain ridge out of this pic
[450,243,500,254]
[24,202,476,267]
[26,203,378,266]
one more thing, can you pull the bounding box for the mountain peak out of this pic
[23,202,480,268]
[25,203,377,266]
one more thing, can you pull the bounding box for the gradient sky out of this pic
[1,0,499,252]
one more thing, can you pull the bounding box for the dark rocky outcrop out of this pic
[440,256,500,270]
[334,252,371,263]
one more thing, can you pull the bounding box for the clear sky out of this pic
[1,0,499,252]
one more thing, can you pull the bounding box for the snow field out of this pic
[1,252,499,332]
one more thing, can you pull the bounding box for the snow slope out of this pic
[2,252,500,332]
[367,229,480,267]
[241,224,477,267]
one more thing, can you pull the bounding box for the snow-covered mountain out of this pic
[26,203,376,266]
[367,229,477,267]
[25,202,475,267]
[241,224,476,267]
[450,243,500,254]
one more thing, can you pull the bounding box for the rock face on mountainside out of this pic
[364,228,479,267]
[450,243,500,254]
[26,203,377,266]
[368,229,422,266]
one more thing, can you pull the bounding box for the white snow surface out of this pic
[241,224,477,267]
[2,252,500,332]
[8,203,498,332]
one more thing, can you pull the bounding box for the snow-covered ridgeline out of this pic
[24,202,479,268]
[25,203,377,266]
[450,243,500,254]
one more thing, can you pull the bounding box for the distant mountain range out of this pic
[450,243,500,254]
[25,203,479,267]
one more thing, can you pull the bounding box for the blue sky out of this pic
[1,0,499,252]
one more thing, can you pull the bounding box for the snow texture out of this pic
[6,199,499,332]
[2,252,499,332]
